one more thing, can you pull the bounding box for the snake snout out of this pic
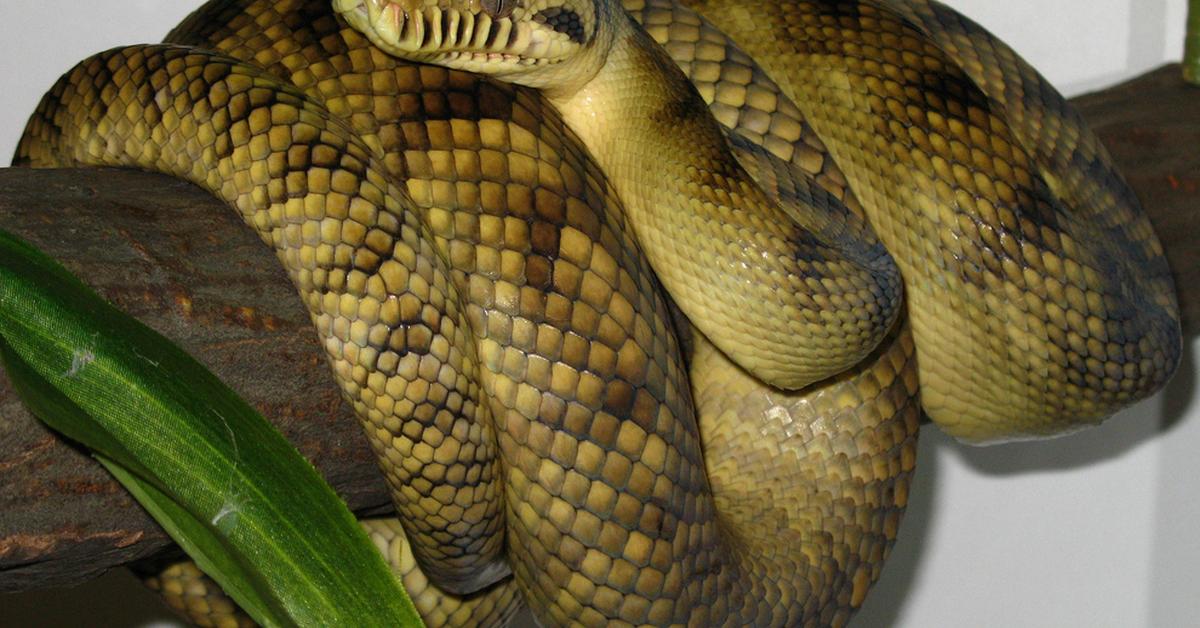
[334,0,597,79]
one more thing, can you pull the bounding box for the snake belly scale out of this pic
[13,0,1177,625]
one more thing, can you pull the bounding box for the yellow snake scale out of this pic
[12,0,1179,625]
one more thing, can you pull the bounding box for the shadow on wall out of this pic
[855,335,1196,626]
[849,412,942,628]
[1150,336,1200,625]
[1063,0,1176,95]
[1126,0,1172,73]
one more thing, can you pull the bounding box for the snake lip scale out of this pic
[13,0,1181,625]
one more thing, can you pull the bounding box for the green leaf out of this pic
[0,228,423,627]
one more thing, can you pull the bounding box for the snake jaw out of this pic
[335,0,610,93]
[338,0,573,65]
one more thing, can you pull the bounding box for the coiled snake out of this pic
[13,0,1179,625]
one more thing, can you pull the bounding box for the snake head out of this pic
[334,0,613,95]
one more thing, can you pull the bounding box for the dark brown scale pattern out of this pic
[885,0,1177,317]
[689,323,918,627]
[18,39,516,615]
[622,0,885,287]
[161,0,713,620]
[602,9,917,623]
[681,0,1181,442]
[623,0,863,214]
[166,3,708,610]
[551,9,904,393]
[888,2,1137,209]
[17,0,919,625]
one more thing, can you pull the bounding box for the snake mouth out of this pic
[335,0,580,70]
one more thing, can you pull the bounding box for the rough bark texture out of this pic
[1,63,1197,591]
[0,167,391,592]
[1071,64,1200,334]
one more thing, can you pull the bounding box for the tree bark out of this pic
[0,167,391,592]
[1070,64,1200,333]
[1,63,1197,592]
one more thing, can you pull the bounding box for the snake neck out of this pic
[540,10,904,391]
[548,12,737,184]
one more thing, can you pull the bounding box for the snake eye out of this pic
[481,0,516,19]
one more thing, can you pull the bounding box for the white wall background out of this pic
[0,1,1194,626]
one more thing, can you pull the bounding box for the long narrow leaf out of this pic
[0,344,284,622]
[0,228,423,627]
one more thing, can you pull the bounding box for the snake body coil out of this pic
[14,0,1178,625]
[671,0,1181,442]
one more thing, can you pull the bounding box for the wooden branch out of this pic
[0,167,393,592]
[1071,64,1200,333]
[1,63,1197,592]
